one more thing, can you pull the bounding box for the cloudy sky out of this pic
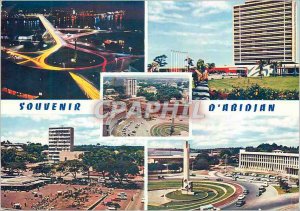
[1,114,143,146]
[148,1,243,66]
[149,113,299,149]
[148,0,300,66]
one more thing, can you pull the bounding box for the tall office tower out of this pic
[48,127,74,162]
[233,0,296,65]
[125,78,137,97]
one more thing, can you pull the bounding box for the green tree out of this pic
[194,158,209,170]
[196,59,206,72]
[7,161,26,175]
[63,160,85,180]
[56,163,66,178]
[270,61,278,76]
[168,163,181,172]
[32,164,54,177]
[220,149,232,158]
[1,148,18,169]
[153,55,168,67]
[108,160,139,184]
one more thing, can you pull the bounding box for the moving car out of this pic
[200,204,219,210]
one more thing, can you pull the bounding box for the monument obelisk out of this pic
[181,141,194,195]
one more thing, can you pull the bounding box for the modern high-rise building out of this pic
[125,78,137,97]
[233,0,297,65]
[48,127,74,162]
[239,149,299,178]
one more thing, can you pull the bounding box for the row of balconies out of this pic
[234,19,293,28]
[235,30,293,37]
[234,2,292,15]
[234,9,292,20]
[234,12,292,24]
[235,56,292,60]
[235,35,292,42]
[234,8,292,19]
[235,43,293,48]
[234,23,292,32]
[240,161,298,167]
[234,49,292,54]
[234,38,292,44]
[235,0,292,10]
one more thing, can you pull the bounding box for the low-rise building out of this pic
[239,149,299,178]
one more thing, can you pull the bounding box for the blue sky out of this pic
[148,0,300,66]
[148,1,243,66]
[1,114,143,146]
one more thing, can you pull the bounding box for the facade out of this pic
[59,151,84,162]
[239,149,299,178]
[233,0,297,65]
[48,127,74,162]
[144,86,157,94]
[125,78,137,97]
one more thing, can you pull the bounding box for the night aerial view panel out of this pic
[1,1,145,99]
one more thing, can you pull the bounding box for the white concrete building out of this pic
[125,78,137,97]
[233,0,297,65]
[239,149,299,178]
[48,127,74,162]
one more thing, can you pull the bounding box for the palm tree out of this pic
[257,59,266,77]
[207,63,215,74]
[270,61,278,76]
[278,61,283,76]
[185,57,194,72]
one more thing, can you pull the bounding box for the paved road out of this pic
[215,171,299,210]
[125,190,144,210]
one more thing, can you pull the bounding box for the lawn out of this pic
[148,180,181,191]
[165,190,207,201]
[273,186,299,194]
[208,77,299,91]
[148,180,236,210]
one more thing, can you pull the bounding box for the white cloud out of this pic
[190,1,232,17]
[148,1,188,23]
[191,114,299,149]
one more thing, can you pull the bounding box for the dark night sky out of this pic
[2,1,144,20]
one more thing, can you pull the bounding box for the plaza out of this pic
[1,183,142,210]
[111,116,189,137]
[148,142,299,210]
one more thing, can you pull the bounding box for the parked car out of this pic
[107,206,117,210]
[216,178,223,181]
[236,200,245,207]
[13,203,22,210]
[238,194,245,200]
[243,189,249,195]
[262,182,269,187]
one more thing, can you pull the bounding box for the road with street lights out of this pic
[3,14,143,99]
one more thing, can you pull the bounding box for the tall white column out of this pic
[183,141,190,181]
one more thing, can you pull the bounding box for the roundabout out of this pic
[148,180,239,210]
[150,123,189,137]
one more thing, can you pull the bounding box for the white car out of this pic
[107,206,117,210]
[238,194,245,200]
